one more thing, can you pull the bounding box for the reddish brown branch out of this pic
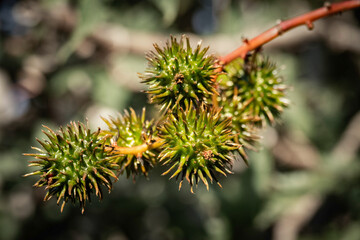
[219,0,360,65]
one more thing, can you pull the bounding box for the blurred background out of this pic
[1,0,360,239]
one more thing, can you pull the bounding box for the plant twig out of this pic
[219,0,360,65]
[105,138,165,155]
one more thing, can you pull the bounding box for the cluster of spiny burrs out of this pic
[220,91,261,162]
[158,101,240,192]
[219,56,289,126]
[141,35,217,112]
[24,35,291,212]
[24,122,119,213]
[101,108,158,179]
[217,55,289,160]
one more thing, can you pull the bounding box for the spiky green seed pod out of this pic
[219,90,261,162]
[101,108,158,179]
[218,55,289,126]
[141,35,217,112]
[24,122,119,213]
[158,101,240,192]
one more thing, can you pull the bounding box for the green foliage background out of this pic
[0,0,360,239]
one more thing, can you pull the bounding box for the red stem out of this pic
[219,0,360,65]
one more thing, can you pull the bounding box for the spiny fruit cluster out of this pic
[25,35,289,212]
[217,55,289,160]
[24,122,119,213]
[158,101,239,192]
[141,35,217,112]
[218,56,289,126]
[100,108,157,178]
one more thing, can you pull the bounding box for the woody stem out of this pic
[219,0,360,65]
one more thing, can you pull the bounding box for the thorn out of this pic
[44,192,51,201]
[306,20,314,30]
[178,180,183,191]
[324,2,331,10]
[241,37,249,44]
[185,170,190,183]
[61,201,66,213]
[276,25,284,35]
